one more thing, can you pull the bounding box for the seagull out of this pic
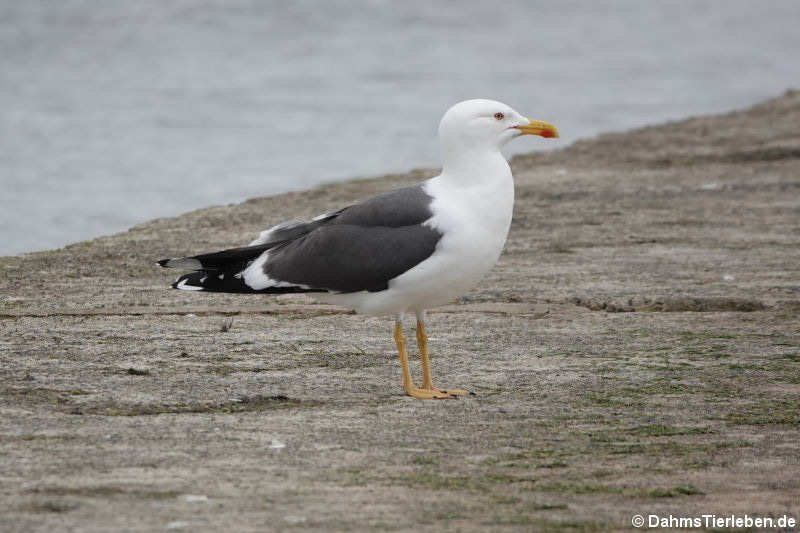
[158,99,558,399]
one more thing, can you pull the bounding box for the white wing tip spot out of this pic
[176,278,204,291]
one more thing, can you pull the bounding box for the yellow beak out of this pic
[515,118,559,138]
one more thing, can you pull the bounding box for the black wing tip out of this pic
[169,270,327,294]
[171,273,208,291]
[157,257,203,270]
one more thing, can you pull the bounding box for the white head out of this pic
[438,99,558,168]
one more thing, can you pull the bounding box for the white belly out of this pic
[319,170,514,316]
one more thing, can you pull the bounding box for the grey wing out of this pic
[250,183,435,246]
[329,184,435,228]
[262,223,442,293]
[165,184,441,294]
[249,209,344,246]
[247,183,440,293]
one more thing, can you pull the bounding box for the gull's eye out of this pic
[494,112,504,120]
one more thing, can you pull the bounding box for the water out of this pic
[2,1,799,255]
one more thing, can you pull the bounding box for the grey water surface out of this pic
[2,1,799,255]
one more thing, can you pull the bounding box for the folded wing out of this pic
[158,184,442,294]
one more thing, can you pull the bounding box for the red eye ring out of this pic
[494,112,504,120]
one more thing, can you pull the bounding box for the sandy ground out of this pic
[1,91,799,532]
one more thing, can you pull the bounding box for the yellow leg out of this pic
[415,316,469,396]
[416,319,435,390]
[394,320,453,400]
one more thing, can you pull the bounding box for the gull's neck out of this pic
[439,147,511,188]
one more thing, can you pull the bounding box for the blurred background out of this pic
[2,0,799,255]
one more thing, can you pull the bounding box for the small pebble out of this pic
[183,494,208,503]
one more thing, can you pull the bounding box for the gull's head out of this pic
[438,99,558,156]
